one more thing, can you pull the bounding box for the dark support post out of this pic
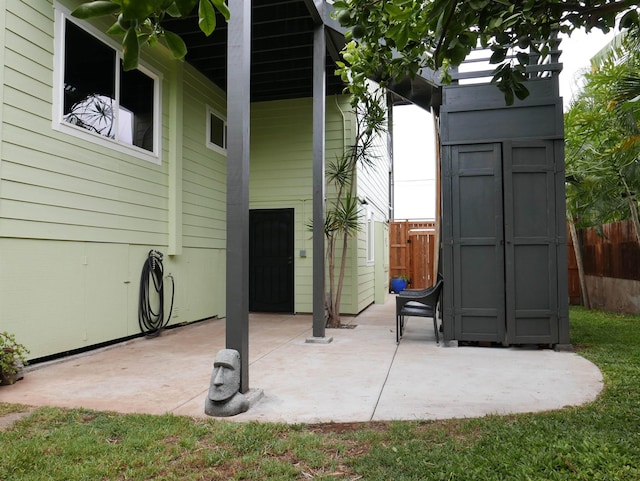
[555,139,572,350]
[312,21,326,339]
[387,93,394,221]
[226,0,251,393]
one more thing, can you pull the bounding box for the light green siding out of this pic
[181,67,227,250]
[325,97,358,315]
[2,1,170,245]
[249,96,366,314]
[0,238,224,358]
[0,0,392,359]
[374,221,390,305]
[355,102,391,312]
[0,0,226,359]
[251,98,323,313]
[320,94,392,316]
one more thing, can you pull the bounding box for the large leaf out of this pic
[164,30,187,59]
[121,0,159,21]
[503,86,515,106]
[166,3,182,17]
[106,20,127,36]
[468,0,490,9]
[513,81,530,101]
[489,48,507,64]
[198,0,216,36]
[447,41,468,66]
[620,9,639,29]
[174,0,199,16]
[211,0,230,21]
[383,3,412,21]
[516,52,529,66]
[394,24,409,51]
[122,26,139,70]
[71,1,120,19]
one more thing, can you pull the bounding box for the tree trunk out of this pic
[620,176,640,247]
[330,230,350,328]
[625,193,640,247]
[326,234,336,326]
[568,215,591,309]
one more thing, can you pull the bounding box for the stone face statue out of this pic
[204,349,249,417]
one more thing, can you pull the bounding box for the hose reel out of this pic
[138,250,175,337]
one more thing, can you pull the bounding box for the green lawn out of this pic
[1,307,638,480]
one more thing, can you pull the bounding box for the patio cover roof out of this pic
[161,0,439,108]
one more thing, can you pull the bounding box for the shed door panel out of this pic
[451,144,505,342]
[503,141,558,344]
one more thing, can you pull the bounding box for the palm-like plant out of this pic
[584,26,640,242]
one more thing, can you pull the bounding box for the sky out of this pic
[392,28,617,220]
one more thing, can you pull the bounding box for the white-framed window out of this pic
[366,208,375,264]
[206,106,227,154]
[53,3,161,164]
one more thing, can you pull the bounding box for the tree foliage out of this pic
[564,25,640,307]
[565,25,640,233]
[333,0,640,105]
[71,0,229,71]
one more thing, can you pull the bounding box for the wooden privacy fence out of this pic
[391,219,638,306]
[391,219,638,305]
[567,219,640,306]
[389,220,436,290]
[581,220,640,280]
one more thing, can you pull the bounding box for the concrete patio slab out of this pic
[0,297,603,424]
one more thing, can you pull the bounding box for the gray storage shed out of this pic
[436,53,570,348]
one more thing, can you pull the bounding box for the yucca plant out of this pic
[323,92,387,328]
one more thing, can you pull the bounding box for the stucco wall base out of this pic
[586,275,640,314]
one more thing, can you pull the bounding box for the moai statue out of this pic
[204,349,249,417]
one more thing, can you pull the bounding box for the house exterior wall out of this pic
[355,108,391,312]
[0,0,392,359]
[249,95,376,314]
[0,0,226,359]
[324,96,357,314]
[250,95,391,316]
[250,98,315,313]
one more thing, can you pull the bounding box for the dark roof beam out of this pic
[252,32,312,49]
[302,0,324,25]
[254,43,312,56]
[254,15,311,32]
[251,54,312,69]
[252,68,312,82]
[190,42,312,63]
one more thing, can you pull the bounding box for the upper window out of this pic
[54,7,160,162]
[206,106,227,154]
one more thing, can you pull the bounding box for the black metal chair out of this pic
[395,277,444,344]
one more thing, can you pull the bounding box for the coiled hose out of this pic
[138,250,175,337]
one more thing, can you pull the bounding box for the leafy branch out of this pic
[71,0,230,71]
[332,0,640,106]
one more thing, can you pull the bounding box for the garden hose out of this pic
[138,250,175,337]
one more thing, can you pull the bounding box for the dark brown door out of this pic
[249,208,294,312]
